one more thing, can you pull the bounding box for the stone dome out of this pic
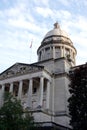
[44,22,69,39]
[41,22,73,46]
[37,22,77,65]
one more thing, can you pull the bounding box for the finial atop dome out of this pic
[54,22,60,29]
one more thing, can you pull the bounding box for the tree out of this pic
[0,92,35,130]
[68,64,87,130]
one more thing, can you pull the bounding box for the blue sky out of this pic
[0,0,87,73]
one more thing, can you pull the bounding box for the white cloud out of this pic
[54,10,71,21]
[75,16,87,31]
[0,0,35,24]
[8,19,41,32]
[35,7,72,25]
[36,7,53,18]
[33,0,49,6]
[56,0,70,6]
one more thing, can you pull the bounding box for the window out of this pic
[45,47,50,51]
[5,86,9,92]
[65,48,70,55]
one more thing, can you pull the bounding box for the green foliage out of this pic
[68,64,87,130]
[0,92,35,130]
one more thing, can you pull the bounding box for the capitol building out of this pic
[0,22,77,130]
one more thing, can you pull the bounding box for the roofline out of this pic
[33,57,67,65]
[71,62,87,69]
[0,62,44,75]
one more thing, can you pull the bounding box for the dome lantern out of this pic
[54,22,60,29]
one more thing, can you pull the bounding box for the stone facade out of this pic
[0,22,77,129]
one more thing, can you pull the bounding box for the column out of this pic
[43,49,46,60]
[63,46,65,57]
[27,79,33,108]
[18,80,23,99]
[73,52,76,65]
[70,49,72,58]
[53,46,55,59]
[9,83,13,93]
[44,49,45,60]
[39,76,44,106]
[42,50,44,60]
[46,80,50,109]
[1,84,5,105]
[60,46,63,57]
[50,46,52,58]
[2,84,5,95]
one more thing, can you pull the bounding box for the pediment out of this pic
[0,63,43,79]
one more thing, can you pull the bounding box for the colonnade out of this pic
[0,76,50,109]
[38,44,76,65]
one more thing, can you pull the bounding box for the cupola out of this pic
[37,22,77,66]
